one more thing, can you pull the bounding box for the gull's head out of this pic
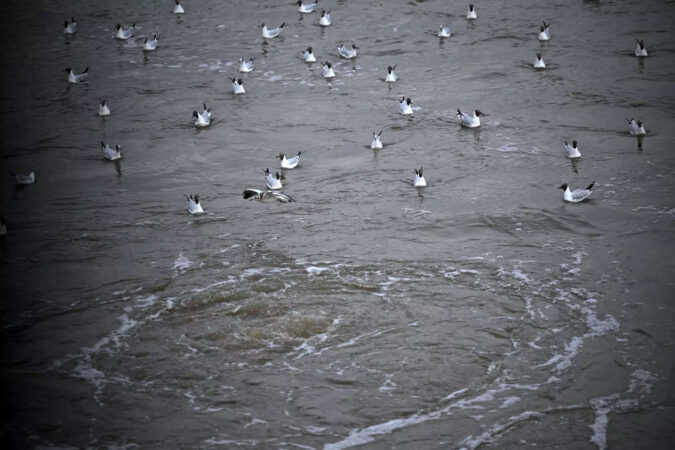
[559,183,568,190]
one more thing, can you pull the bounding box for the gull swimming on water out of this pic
[467,4,477,20]
[534,52,546,69]
[635,39,648,57]
[63,17,77,34]
[100,141,122,160]
[231,78,245,94]
[438,25,451,38]
[239,57,255,72]
[265,168,284,190]
[65,66,88,83]
[370,131,383,149]
[115,23,135,40]
[173,0,185,14]
[143,34,158,51]
[457,108,483,127]
[243,189,294,203]
[627,118,646,136]
[9,171,35,185]
[262,22,285,38]
[399,97,413,115]
[98,99,111,116]
[559,181,595,203]
[185,195,204,215]
[322,61,335,78]
[302,47,316,62]
[338,43,358,59]
[385,65,398,82]
[193,104,211,127]
[297,1,318,14]
[564,140,581,159]
[319,10,332,26]
[538,21,551,41]
[413,167,427,187]
[277,152,303,169]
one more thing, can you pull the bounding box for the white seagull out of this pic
[9,171,35,185]
[538,21,551,41]
[100,141,122,160]
[277,152,303,169]
[457,108,483,127]
[627,118,646,136]
[413,167,427,187]
[265,168,284,190]
[438,25,451,38]
[371,131,383,149]
[173,0,185,14]
[239,57,255,72]
[385,65,398,82]
[98,99,111,116]
[262,22,285,38]
[115,23,135,40]
[231,78,245,95]
[63,17,77,34]
[243,189,294,203]
[193,104,211,127]
[338,43,358,59]
[185,195,204,215]
[302,47,316,62]
[322,61,335,78]
[635,39,648,57]
[297,1,318,13]
[559,181,595,203]
[564,140,581,159]
[399,97,413,115]
[319,10,332,26]
[143,34,158,51]
[534,52,546,69]
[467,4,477,20]
[65,66,88,83]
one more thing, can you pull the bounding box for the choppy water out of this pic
[2,0,675,448]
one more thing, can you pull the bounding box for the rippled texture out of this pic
[2,0,675,448]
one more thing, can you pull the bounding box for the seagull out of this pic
[319,10,332,26]
[65,66,88,83]
[98,99,111,116]
[413,167,427,187]
[538,21,551,41]
[438,25,451,38]
[115,23,135,40]
[467,4,477,20]
[143,34,158,51]
[635,39,648,57]
[63,17,77,34]
[297,0,318,13]
[457,108,483,127]
[239,57,255,72]
[173,0,185,14]
[231,78,245,94]
[185,195,204,215]
[9,171,35,185]
[262,22,285,38]
[277,151,303,169]
[371,131,383,149]
[265,168,284,190]
[193,104,211,127]
[399,97,413,115]
[534,52,546,69]
[243,189,294,203]
[564,140,581,159]
[322,61,335,78]
[100,141,122,160]
[385,65,398,82]
[338,43,358,58]
[627,118,646,136]
[302,47,316,62]
[0,217,6,236]
[559,181,595,203]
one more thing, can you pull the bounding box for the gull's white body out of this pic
[298,1,318,13]
[194,109,210,127]
[64,19,77,35]
[385,66,398,82]
[173,1,185,14]
[67,67,88,83]
[303,48,316,62]
[457,109,481,128]
[371,132,383,149]
[265,170,283,190]
[11,171,35,185]
[278,152,302,169]
[239,58,254,72]
[635,41,648,57]
[538,25,550,41]
[564,141,581,159]
[101,142,122,161]
[98,100,111,116]
[413,168,427,187]
[243,189,294,203]
[232,79,245,95]
[143,35,158,51]
[338,44,357,59]
[467,5,477,20]
[399,98,413,115]
[323,62,335,78]
[262,23,285,38]
[628,119,646,136]
[319,11,332,26]
[438,25,451,38]
[186,195,204,215]
[534,53,546,69]
[115,24,134,40]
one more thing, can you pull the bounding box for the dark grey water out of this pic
[2,0,675,448]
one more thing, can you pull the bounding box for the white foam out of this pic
[628,369,656,394]
[306,266,330,275]
[459,411,544,450]
[172,252,193,271]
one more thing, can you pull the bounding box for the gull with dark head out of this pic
[399,97,413,115]
[98,99,111,116]
[243,189,294,203]
[319,10,332,26]
[371,131,383,149]
[231,78,245,95]
[303,47,316,62]
[115,23,135,40]
[63,17,77,34]
[65,66,88,83]
[413,167,427,187]
[277,152,303,169]
[559,182,595,203]
[265,168,284,190]
[297,1,318,14]
[467,4,477,20]
[635,39,648,57]
[338,43,358,59]
[322,61,335,78]
[564,140,581,159]
[193,103,211,127]
[534,52,546,69]
[627,118,646,136]
[143,34,158,51]
[239,57,255,72]
[538,21,550,41]
[457,108,484,127]
[438,25,451,38]
[173,0,185,14]
[185,195,204,215]
[100,141,122,160]
[262,22,285,38]
[385,65,398,82]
